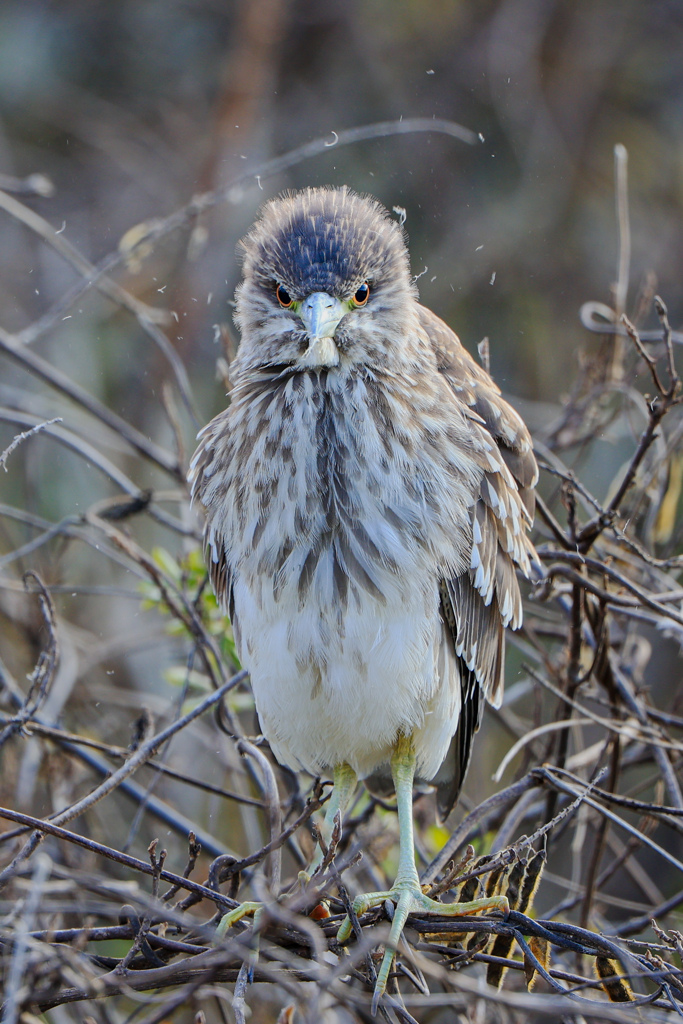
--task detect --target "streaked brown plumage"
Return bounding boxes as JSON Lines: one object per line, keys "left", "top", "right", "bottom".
{"left": 190, "top": 186, "right": 538, "bottom": 1002}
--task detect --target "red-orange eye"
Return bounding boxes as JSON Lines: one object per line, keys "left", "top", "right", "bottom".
{"left": 276, "top": 284, "right": 293, "bottom": 308}
{"left": 352, "top": 282, "right": 370, "bottom": 307}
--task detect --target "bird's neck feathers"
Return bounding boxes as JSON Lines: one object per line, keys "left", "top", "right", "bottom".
{"left": 227, "top": 352, "right": 432, "bottom": 410}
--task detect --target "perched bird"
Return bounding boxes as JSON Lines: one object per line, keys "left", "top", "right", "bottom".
{"left": 189, "top": 186, "right": 538, "bottom": 1005}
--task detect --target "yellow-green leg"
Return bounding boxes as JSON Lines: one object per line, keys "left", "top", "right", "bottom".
{"left": 216, "top": 762, "right": 358, "bottom": 935}
{"left": 337, "top": 735, "right": 509, "bottom": 1011}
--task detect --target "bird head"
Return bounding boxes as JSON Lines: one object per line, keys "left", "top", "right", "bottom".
{"left": 232, "top": 187, "right": 419, "bottom": 379}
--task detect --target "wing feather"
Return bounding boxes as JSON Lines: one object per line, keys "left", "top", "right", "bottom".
{"left": 189, "top": 415, "right": 238, "bottom": 628}
{"left": 419, "top": 306, "right": 538, "bottom": 817}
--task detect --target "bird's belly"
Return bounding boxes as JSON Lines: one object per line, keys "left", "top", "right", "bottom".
{"left": 235, "top": 576, "right": 461, "bottom": 781}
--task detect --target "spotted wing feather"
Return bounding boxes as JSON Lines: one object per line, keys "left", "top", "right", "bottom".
{"left": 419, "top": 306, "right": 538, "bottom": 818}
{"left": 188, "top": 410, "right": 237, "bottom": 627}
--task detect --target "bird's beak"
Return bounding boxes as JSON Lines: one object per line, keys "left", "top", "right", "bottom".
{"left": 297, "top": 292, "right": 345, "bottom": 368}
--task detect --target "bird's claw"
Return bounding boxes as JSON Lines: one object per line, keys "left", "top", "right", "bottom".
{"left": 337, "top": 883, "right": 509, "bottom": 1010}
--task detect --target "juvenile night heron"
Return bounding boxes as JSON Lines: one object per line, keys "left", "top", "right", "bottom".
{"left": 189, "top": 187, "right": 538, "bottom": 1004}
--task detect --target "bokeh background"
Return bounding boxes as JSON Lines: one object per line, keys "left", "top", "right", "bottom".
{"left": 2, "top": 2, "right": 683, "bottom": 1019}
{"left": 2, "top": 0, "right": 683, "bottom": 409}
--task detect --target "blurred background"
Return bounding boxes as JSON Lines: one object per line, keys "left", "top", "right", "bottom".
{"left": 1, "top": 0, "right": 682, "bottom": 407}
{"left": 2, "top": 2, "right": 683, "bottom": 1018}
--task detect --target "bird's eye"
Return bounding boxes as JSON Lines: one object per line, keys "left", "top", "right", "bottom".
{"left": 352, "top": 282, "right": 370, "bottom": 307}
{"left": 276, "top": 284, "right": 293, "bottom": 308}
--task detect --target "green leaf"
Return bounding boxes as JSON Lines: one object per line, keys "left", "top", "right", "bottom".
{"left": 163, "top": 665, "right": 212, "bottom": 693}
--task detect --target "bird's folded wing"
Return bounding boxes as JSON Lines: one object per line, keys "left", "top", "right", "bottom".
{"left": 419, "top": 307, "right": 539, "bottom": 816}
{"left": 188, "top": 412, "right": 237, "bottom": 624}
{"left": 420, "top": 305, "right": 539, "bottom": 707}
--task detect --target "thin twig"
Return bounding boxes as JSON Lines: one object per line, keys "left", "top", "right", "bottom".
{"left": 0, "top": 670, "right": 247, "bottom": 889}
{"left": 0, "top": 416, "right": 62, "bottom": 471}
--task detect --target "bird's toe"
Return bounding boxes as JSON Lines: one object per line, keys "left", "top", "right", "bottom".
{"left": 215, "top": 900, "right": 263, "bottom": 938}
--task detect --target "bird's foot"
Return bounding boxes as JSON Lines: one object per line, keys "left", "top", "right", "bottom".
{"left": 215, "top": 902, "right": 266, "bottom": 983}
{"left": 337, "top": 878, "right": 509, "bottom": 1012}
{"left": 216, "top": 901, "right": 264, "bottom": 938}
{"left": 216, "top": 870, "right": 327, "bottom": 938}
